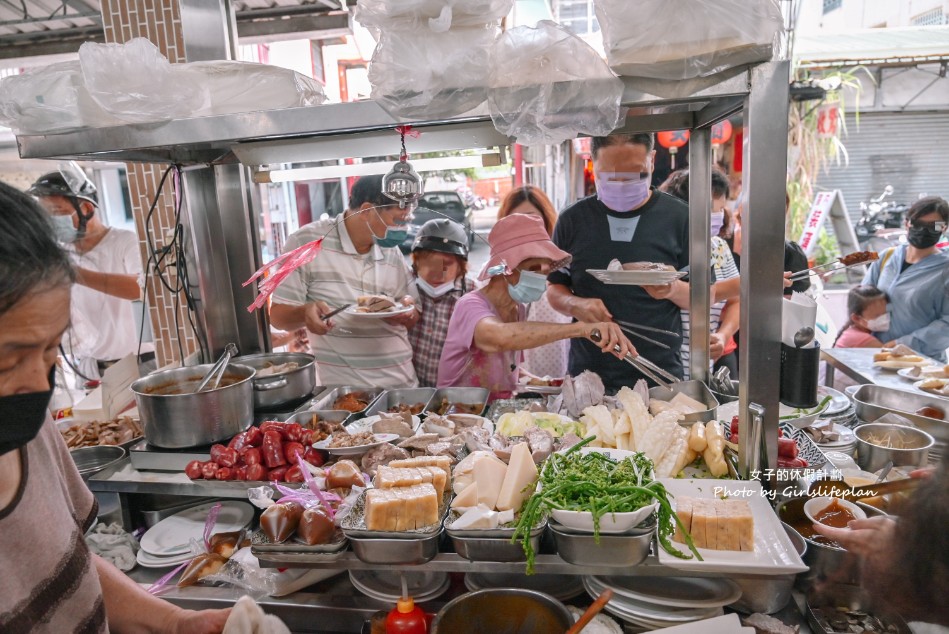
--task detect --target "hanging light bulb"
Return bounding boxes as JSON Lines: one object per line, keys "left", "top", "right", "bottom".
{"left": 383, "top": 126, "right": 423, "bottom": 208}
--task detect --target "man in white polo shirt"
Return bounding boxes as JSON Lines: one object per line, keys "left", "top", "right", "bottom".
{"left": 269, "top": 175, "right": 421, "bottom": 387}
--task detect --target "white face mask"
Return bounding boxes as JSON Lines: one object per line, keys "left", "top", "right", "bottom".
{"left": 417, "top": 278, "right": 456, "bottom": 298}
{"left": 865, "top": 312, "right": 891, "bottom": 333}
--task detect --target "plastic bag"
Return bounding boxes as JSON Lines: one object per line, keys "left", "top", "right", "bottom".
{"left": 593, "top": 0, "right": 784, "bottom": 80}
{"left": 488, "top": 21, "right": 625, "bottom": 146}
{"left": 79, "top": 38, "right": 209, "bottom": 122}
{"left": 0, "top": 61, "right": 123, "bottom": 134}
{"left": 355, "top": 0, "right": 512, "bottom": 32}
{"left": 368, "top": 25, "right": 498, "bottom": 120}
{"left": 191, "top": 61, "right": 326, "bottom": 115}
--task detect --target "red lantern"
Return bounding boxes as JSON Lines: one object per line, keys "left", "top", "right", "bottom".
{"left": 657, "top": 130, "right": 690, "bottom": 169}
{"left": 711, "top": 120, "right": 733, "bottom": 145}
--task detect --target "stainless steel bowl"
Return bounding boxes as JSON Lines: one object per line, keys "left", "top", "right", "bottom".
{"left": 549, "top": 519, "right": 653, "bottom": 567}
{"left": 728, "top": 522, "right": 807, "bottom": 614}
{"left": 854, "top": 422, "right": 934, "bottom": 472}
{"left": 237, "top": 352, "right": 317, "bottom": 409}
{"left": 649, "top": 379, "right": 720, "bottom": 423}
{"left": 71, "top": 445, "right": 126, "bottom": 478}
{"left": 430, "top": 589, "right": 573, "bottom": 634}
{"left": 851, "top": 384, "right": 947, "bottom": 460}
{"left": 347, "top": 531, "right": 441, "bottom": 565}
{"left": 131, "top": 363, "right": 255, "bottom": 448}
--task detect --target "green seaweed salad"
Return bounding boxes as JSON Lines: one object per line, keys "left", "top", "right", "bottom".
{"left": 512, "top": 436, "right": 702, "bottom": 573}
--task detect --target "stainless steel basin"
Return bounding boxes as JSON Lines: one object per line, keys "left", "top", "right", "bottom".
{"left": 852, "top": 384, "right": 948, "bottom": 460}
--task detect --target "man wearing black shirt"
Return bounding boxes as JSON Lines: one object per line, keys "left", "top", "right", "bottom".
{"left": 548, "top": 133, "right": 689, "bottom": 390}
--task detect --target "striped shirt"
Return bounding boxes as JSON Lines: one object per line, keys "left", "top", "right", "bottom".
{"left": 681, "top": 237, "right": 740, "bottom": 379}
{"left": 273, "top": 217, "right": 419, "bottom": 387}
{"left": 408, "top": 277, "right": 472, "bottom": 387}
{"left": 0, "top": 422, "right": 106, "bottom": 633}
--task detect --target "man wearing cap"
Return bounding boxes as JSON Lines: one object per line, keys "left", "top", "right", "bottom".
{"left": 28, "top": 171, "right": 144, "bottom": 379}
{"left": 407, "top": 218, "right": 473, "bottom": 387}
{"left": 437, "top": 214, "right": 634, "bottom": 399}
{"left": 270, "top": 175, "right": 421, "bottom": 388}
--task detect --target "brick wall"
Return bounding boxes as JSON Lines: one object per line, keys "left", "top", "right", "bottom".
{"left": 99, "top": 0, "right": 198, "bottom": 366}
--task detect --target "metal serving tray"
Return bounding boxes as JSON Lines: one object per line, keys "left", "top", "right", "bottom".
{"left": 648, "top": 379, "right": 720, "bottom": 423}
{"left": 250, "top": 528, "right": 349, "bottom": 557}
{"left": 347, "top": 530, "right": 442, "bottom": 565}
{"left": 852, "top": 384, "right": 948, "bottom": 459}
{"left": 340, "top": 491, "right": 447, "bottom": 539}
{"left": 484, "top": 397, "right": 546, "bottom": 421}
{"left": 445, "top": 512, "right": 546, "bottom": 563}
{"left": 548, "top": 518, "right": 653, "bottom": 568}
{"left": 425, "top": 387, "right": 490, "bottom": 417}
{"left": 364, "top": 388, "right": 436, "bottom": 418}
{"left": 308, "top": 386, "right": 384, "bottom": 417}
{"left": 283, "top": 410, "right": 351, "bottom": 429}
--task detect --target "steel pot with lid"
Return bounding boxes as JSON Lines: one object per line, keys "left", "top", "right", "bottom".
{"left": 131, "top": 363, "right": 255, "bottom": 448}
{"left": 236, "top": 352, "right": 317, "bottom": 409}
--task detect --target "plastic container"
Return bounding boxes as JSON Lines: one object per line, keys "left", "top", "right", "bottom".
{"left": 780, "top": 343, "right": 820, "bottom": 408}
{"left": 385, "top": 597, "right": 427, "bottom": 634}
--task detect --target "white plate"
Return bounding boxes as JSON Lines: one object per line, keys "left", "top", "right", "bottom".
{"left": 719, "top": 400, "right": 829, "bottom": 429}
{"left": 139, "top": 501, "right": 254, "bottom": 557}
{"left": 811, "top": 423, "right": 857, "bottom": 448}
{"left": 913, "top": 378, "right": 949, "bottom": 396}
{"left": 601, "top": 603, "right": 725, "bottom": 629}
{"left": 465, "top": 572, "right": 585, "bottom": 601}
{"left": 587, "top": 575, "right": 742, "bottom": 609}
{"left": 589, "top": 269, "right": 687, "bottom": 286}
{"left": 897, "top": 367, "right": 926, "bottom": 381}
{"left": 873, "top": 359, "right": 932, "bottom": 370}
{"left": 583, "top": 578, "right": 726, "bottom": 621}
{"left": 135, "top": 548, "right": 196, "bottom": 568}
{"left": 817, "top": 385, "right": 850, "bottom": 415}
{"left": 312, "top": 433, "right": 399, "bottom": 455}
{"left": 345, "top": 414, "right": 421, "bottom": 435}
{"left": 657, "top": 478, "right": 809, "bottom": 575}
{"left": 649, "top": 614, "right": 751, "bottom": 634}
{"left": 349, "top": 570, "right": 449, "bottom": 602}
{"left": 343, "top": 304, "right": 414, "bottom": 319}
{"left": 552, "top": 503, "right": 657, "bottom": 534}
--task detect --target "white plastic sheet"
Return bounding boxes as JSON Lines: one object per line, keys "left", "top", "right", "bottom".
{"left": 355, "top": 0, "right": 513, "bottom": 32}
{"left": 488, "top": 21, "right": 625, "bottom": 146}
{"left": 368, "top": 25, "right": 498, "bottom": 120}
{"left": 594, "top": 0, "right": 784, "bottom": 80}
{"left": 0, "top": 62, "right": 123, "bottom": 134}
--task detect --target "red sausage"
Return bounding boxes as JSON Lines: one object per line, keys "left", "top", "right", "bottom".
{"left": 185, "top": 460, "right": 204, "bottom": 480}
{"left": 778, "top": 437, "right": 798, "bottom": 460}
{"left": 302, "top": 448, "right": 324, "bottom": 468}
{"left": 235, "top": 465, "right": 249, "bottom": 481}
{"left": 268, "top": 466, "right": 289, "bottom": 482}
{"left": 217, "top": 447, "right": 239, "bottom": 468}
{"left": 201, "top": 461, "right": 219, "bottom": 479}
{"left": 284, "top": 465, "right": 305, "bottom": 483}
{"left": 209, "top": 444, "right": 228, "bottom": 464}
{"left": 285, "top": 423, "right": 304, "bottom": 443}
{"left": 262, "top": 430, "right": 287, "bottom": 468}
{"left": 215, "top": 467, "right": 234, "bottom": 481}
{"left": 245, "top": 463, "right": 267, "bottom": 481}
{"left": 284, "top": 442, "right": 305, "bottom": 464}
{"left": 243, "top": 427, "right": 264, "bottom": 447}
{"left": 240, "top": 446, "right": 262, "bottom": 466}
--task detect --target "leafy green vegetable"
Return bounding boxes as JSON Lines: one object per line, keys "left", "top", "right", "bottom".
{"left": 511, "top": 436, "right": 702, "bottom": 573}
{"left": 779, "top": 395, "right": 832, "bottom": 420}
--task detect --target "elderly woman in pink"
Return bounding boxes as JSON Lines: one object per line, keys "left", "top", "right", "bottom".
{"left": 437, "top": 214, "right": 635, "bottom": 398}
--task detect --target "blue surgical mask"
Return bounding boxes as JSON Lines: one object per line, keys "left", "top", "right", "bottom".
{"left": 507, "top": 270, "right": 547, "bottom": 304}
{"left": 370, "top": 208, "right": 410, "bottom": 248}
{"left": 51, "top": 214, "right": 80, "bottom": 243}
{"left": 595, "top": 172, "right": 650, "bottom": 212}
{"left": 710, "top": 211, "right": 725, "bottom": 237}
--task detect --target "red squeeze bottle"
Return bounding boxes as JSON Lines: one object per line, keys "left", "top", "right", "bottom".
{"left": 385, "top": 596, "right": 427, "bottom": 634}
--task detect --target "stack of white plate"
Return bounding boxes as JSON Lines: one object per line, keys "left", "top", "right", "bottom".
{"left": 135, "top": 501, "right": 254, "bottom": 568}
{"left": 349, "top": 570, "right": 449, "bottom": 602}
{"left": 465, "top": 572, "right": 585, "bottom": 601}
{"left": 812, "top": 422, "right": 858, "bottom": 456}
{"left": 583, "top": 576, "right": 741, "bottom": 630}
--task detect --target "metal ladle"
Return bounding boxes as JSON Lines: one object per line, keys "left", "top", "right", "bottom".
{"left": 793, "top": 326, "right": 815, "bottom": 348}
{"left": 193, "top": 343, "right": 238, "bottom": 393}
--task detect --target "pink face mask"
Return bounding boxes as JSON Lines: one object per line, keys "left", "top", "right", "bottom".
{"left": 595, "top": 172, "right": 650, "bottom": 212}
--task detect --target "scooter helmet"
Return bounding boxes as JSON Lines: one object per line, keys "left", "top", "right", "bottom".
{"left": 411, "top": 218, "right": 469, "bottom": 259}
{"left": 28, "top": 171, "right": 98, "bottom": 206}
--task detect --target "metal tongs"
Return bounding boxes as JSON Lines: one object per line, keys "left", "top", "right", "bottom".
{"left": 787, "top": 252, "right": 878, "bottom": 282}
{"left": 589, "top": 328, "right": 678, "bottom": 388}
{"left": 194, "top": 343, "right": 238, "bottom": 393}
{"left": 613, "top": 319, "right": 679, "bottom": 350}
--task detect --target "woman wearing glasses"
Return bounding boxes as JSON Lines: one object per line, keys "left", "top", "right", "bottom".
{"left": 862, "top": 196, "right": 949, "bottom": 361}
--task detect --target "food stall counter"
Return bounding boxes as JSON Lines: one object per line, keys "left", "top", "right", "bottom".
{"left": 821, "top": 347, "right": 940, "bottom": 394}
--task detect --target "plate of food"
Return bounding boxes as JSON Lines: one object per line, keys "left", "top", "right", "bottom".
{"left": 872, "top": 344, "right": 932, "bottom": 370}
{"left": 658, "top": 477, "right": 809, "bottom": 575}
{"left": 914, "top": 378, "right": 949, "bottom": 396}
{"left": 899, "top": 365, "right": 949, "bottom": 381}
{"left": 345, "top": 295, "right": 414, "bottom": 318}
{"left": 312, "top": 432, "right": 399, "bottom": 455}
{"left": 346, "top": 413, "right": 421, "bottom": 437}
{"left": 588, "top": 261, "right": 687, "bottom": 286}
{"left": 516, "top": 375, "right": 564, "bottom": 395}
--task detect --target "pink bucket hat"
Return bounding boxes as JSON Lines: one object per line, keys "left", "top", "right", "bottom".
{"left": 478, "top": 214, "right": 572, "bottom": 281}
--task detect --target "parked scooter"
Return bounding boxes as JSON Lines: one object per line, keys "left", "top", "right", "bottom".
{"left": 855, "top": 185, "right": 908, "bottom": 249}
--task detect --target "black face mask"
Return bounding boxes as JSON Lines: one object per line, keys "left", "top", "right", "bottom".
{"left": 0, "top": 368, "right": 55, "bottom": 456}
{"left": 907, "top": 225, "right": 943, "bottom": 249}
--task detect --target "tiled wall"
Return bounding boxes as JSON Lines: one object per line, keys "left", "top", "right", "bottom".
{"left": 100, "top": 0, "right": 198, "bottom": 366}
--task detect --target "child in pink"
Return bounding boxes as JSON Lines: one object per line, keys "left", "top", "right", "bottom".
{"left": 834, "top": 285, "right": 889, "bottom": 348}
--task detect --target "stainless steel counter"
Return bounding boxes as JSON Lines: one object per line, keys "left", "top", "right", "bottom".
{"left": 821, "top": 347, "right": 937, "bottom": 394}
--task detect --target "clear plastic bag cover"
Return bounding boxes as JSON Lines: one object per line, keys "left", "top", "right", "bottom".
{"left": 0, "top": 61, "right": 124, "bottom": 134}
{"left": 594, "top": 0, "right": 783, "bottom": 80}
{"left": 355, "top": 0, "right": 513, "bottom": 32}
{"left": 190, "top": 61, "right": 326, "bottom": 114}
{"left": 488, "top": 21, "right": 625, "bottom": 146}
{"left": 79, "top": 38, "right": 210, "bottom": 122}
{"left": 369, "top": 25, "right": 498, "bottom": 120}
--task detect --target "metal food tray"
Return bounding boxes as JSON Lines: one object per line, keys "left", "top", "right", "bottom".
{"left": 724, "top": 422, "right": 826, "bottom": 471}
{"left": 347, "top": 530, "right": 442, "bottom": 566}
{"left": 340, "top": 490, "right": 448, "bottom": 539}
{"left": 364, "top": 388, "right": 437, "bottom": 418}
{"left": 445, "top": 511, "right": 546, "bottom": 563}
{"left": 548, "top": 517, "right": 654, "bottom": 568}
{"left": 250, "top": 528, "right": 348, "bottom": 555}
{"left": 852, "top": 384, "right": 948, "bottom": 458}
{"left": 284, "top": 409, "right": 351, "bottom": 429}
{"left": 648, "top": 379, "right": 720, "bottom": 423}
{"left": 424, "top": 387, "right": 490, "bottom": 417}
{"left": 485, "top": 397, "right": 546, "bottom": 422}
{"left": 308, "top": 386, "right": 384, "bottom": 417}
